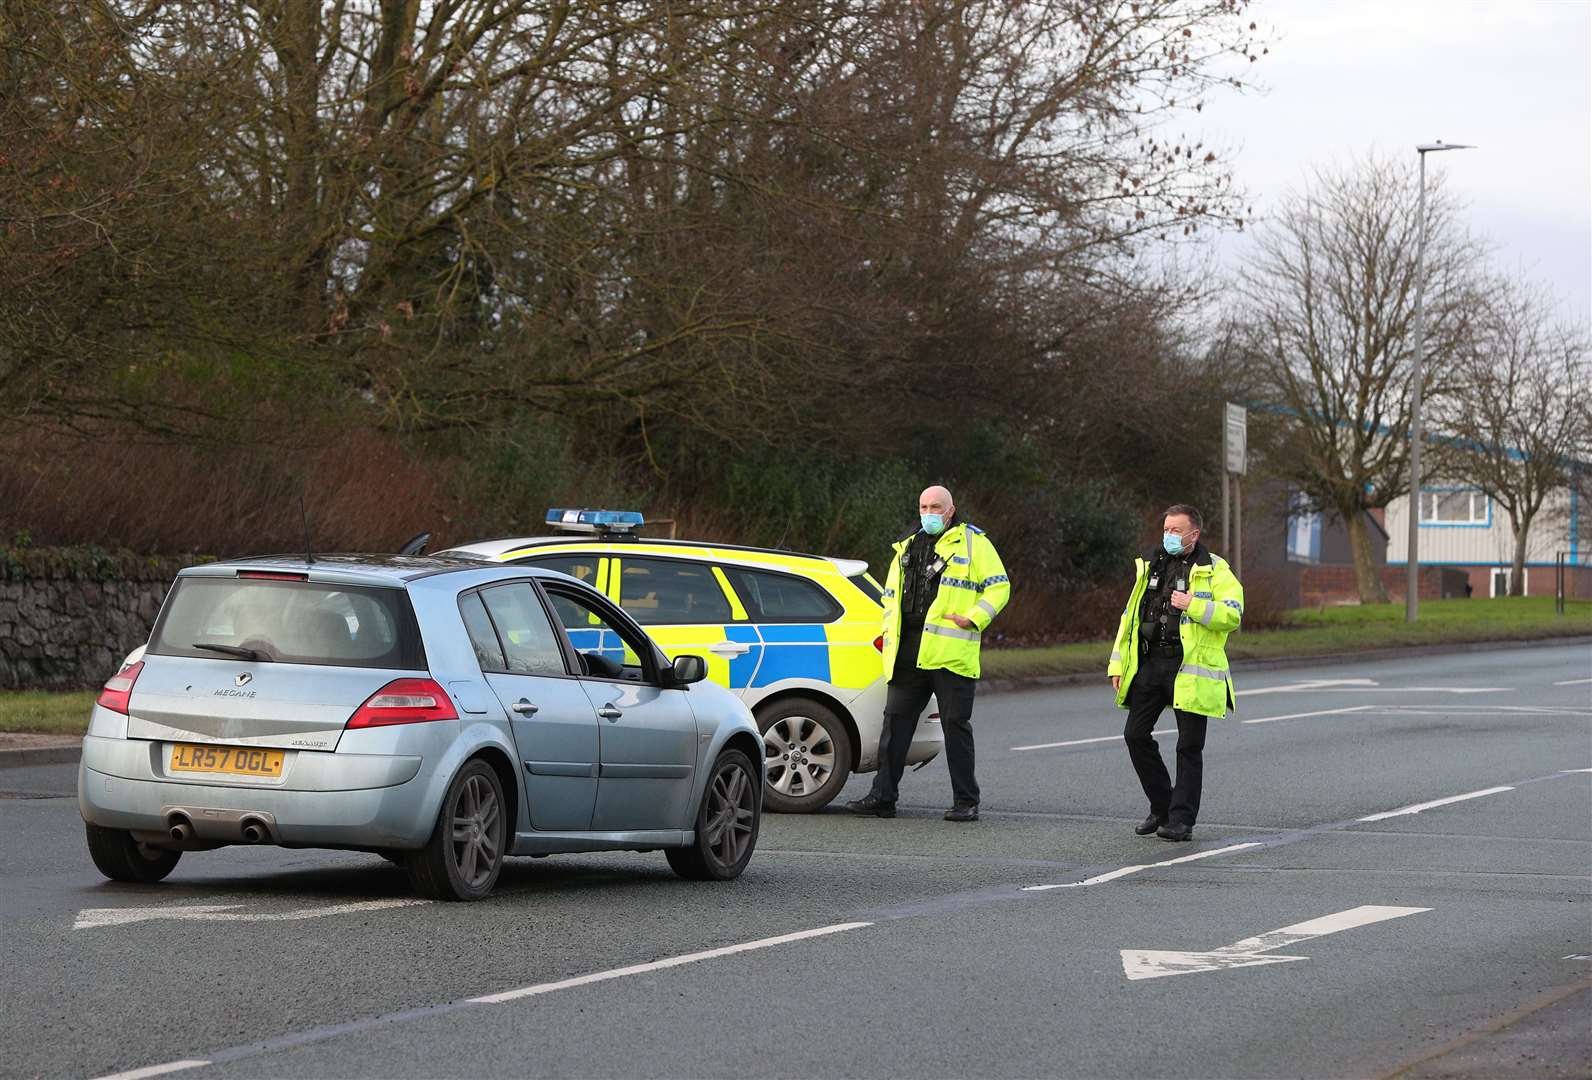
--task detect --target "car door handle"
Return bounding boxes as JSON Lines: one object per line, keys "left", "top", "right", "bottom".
{"left": 709, "top": 642, "right": 750, "bottom": 656}
{"left": 511, "top": 700, "right": 539, "bottom": 716}
{"left": 597, "top": 705, "right": 623, "bottom": 721}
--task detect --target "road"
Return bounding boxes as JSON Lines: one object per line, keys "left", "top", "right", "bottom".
{"left": 3, "top": 642, "right": 1589, "bottom": 1079}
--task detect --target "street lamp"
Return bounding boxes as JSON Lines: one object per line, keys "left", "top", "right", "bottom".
{"left": 1406, "top": 140, "right": 1475, "bottom": 623}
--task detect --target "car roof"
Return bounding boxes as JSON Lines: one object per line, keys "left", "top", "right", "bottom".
{"left": 178, "top": 553, "right": 519, "bottom": 588}
{"left": 438, "top": 536, "right": 870, "bottom": 578}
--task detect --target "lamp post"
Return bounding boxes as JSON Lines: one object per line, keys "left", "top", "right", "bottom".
{"left": 1406, "top": 140, "right": 1474, "bottom": 623}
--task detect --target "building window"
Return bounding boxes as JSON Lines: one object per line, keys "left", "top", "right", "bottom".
{"left": 1286, "top": 492, "right": 1322, "bottom": 564}
{"left": 1419, "top": 488, "right": 1489, "bottom": 525}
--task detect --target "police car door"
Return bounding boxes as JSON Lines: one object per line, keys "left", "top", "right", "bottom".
{"left": 612, "top": 555, "right": 763, "bottom": 702}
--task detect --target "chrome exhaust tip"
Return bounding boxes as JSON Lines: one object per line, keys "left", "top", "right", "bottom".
{"left": 239, "top": 818, "right": 270, "bottom": 844}
{"left": 167, "top": 815, "right": 195, "bottom": 843}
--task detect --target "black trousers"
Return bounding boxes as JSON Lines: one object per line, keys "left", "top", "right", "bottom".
{"left": 869, "top": 625, "right": 980, "bottom": 807}
{"left": 1123, "top": 653, "right": 1208, "bottom": 827}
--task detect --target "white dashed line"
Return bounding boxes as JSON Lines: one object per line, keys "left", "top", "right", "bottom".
{"left": 1357, "top": 786, "right": 1515, "bottom": 823}
{"left": 469, "top": 922, "right": 873, "bottom": 1004}
{"left": 94, "top": 1060, "right": 210, "bottom": 1080}
{"left": 1553, "top": 678, "right": 1592, "bottom": 686}
{"left": 1241, "top": 706, "right": 1375, "bottom": 726}
{"left": 1012, "top": 730, "right": 1168, "bottom": 751}
{"left": 1022, "top": 842, "right": 1263, "bottom": 892}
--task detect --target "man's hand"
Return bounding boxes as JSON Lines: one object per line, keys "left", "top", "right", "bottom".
{"left": 1170, "top": 590, "right": 1193, "bottom": 611}
{"left": 1110, "top": 675, "right": 1121, "bottom": 692}
{"left": 949, "top": 614, "right": 976, "bottom": 630}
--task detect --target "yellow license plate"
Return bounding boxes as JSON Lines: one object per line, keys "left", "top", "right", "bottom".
{"left": 169, "top": 743, "right": 285, "bottom": 778}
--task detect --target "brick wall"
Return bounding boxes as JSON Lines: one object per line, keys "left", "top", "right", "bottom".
{"left": 1299, "top": 564, "right": 1468, "bottom": 607}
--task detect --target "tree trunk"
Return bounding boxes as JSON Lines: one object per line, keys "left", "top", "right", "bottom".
{"left": 1346, "top": 510, "right": 1389, "bottom": 604}
{"left": 1509, "top": 510, "right": 1532, "bottom": 597}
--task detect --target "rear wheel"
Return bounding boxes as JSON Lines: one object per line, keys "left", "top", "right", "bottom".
{"left": 406, "top": 760, "right": 506, "bottom": 901}
{"left": 757, "top": 699, "right": 852, "bottom": 813}
{"left": 85, "top": 822, "right": 181, "bottom": 884}
{"left": 666, "top": 749, "right": 760, "bottom": 881}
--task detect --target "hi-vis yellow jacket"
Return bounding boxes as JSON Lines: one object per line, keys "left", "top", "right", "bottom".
{"left": 881, "top": 522, "right": 1010, "bottom": 680}
{"left": 1107, "top": 544, "right": 1244, "bottom": 718}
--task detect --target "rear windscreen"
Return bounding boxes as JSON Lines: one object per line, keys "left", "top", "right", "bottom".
{"left": 148, "top": 577, "right": 425, "bottom": 669}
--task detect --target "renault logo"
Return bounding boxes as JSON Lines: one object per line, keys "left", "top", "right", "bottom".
{"left": 234, "top": 672, "right": 253, "bottom": 687}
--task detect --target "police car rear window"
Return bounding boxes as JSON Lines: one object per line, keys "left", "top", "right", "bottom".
{"left": 619, "top": 558, "right": 733, "bottom": 625}
{"left": 148, "top": 577, "right": 424, "bottom": 669}
{"left": 724, "top": 568, "right": 841, "bottom": 623}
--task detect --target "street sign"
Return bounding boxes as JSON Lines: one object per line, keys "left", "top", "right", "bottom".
{"left": 1224, "top": 402, "right": 1248, "bottom": 475}
{"left": 1120, "top": 904, "right": 1430, "bottom": 981}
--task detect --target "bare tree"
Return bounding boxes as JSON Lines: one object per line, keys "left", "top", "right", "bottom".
{"left": 1436, "top": 276, "right": 1590, "bottom": 595}
{"left": 1239, "top": 153, "right": 1482, "bottom": 603}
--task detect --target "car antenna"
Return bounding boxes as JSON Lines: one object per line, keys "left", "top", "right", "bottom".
{"left": 300, "top": 494, "right": 314, "bottom": 565}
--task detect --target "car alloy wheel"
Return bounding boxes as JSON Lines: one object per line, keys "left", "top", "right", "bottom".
{"left": 666, "top": 749, "right": 760, "bottom": 881}
{"left": 757, "top": 700, "right": 853, "bottom": 813}
{"left": 407, "top": 759, "right": 507, "bottom": 901}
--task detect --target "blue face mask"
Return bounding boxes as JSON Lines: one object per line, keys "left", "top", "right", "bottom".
{"left": 1162, "top": 532, "right": 1191, "bottom": 556}
{"left": 921, "top": 513, "right": 947, "bottom": 536}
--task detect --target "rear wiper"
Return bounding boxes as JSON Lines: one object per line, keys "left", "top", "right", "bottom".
{"left": 192, "top": 642, "right": 261, "bottom": 660}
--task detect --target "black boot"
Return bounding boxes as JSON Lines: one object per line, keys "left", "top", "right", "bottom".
{"left": 845, "top": 794, "right": 896, "bottom": 818}
{"left": 1135, "top": 814, "right": 1167, "bottom": 836}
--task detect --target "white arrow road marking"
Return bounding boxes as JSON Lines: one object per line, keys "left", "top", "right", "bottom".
{"left": 74, "top": 898, "right": 427, "bottom": 930}
{"left": 1121, "top": 904, "right": 1431, "bottom": 981}
{"left": 1356, "top": 786, "right": 1514, "bottom": 823}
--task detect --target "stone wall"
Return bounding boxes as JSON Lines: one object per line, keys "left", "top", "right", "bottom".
{"left": 0, "top": 548, "right": 204, "bottom": 690}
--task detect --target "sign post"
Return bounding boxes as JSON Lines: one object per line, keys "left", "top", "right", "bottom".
{"left": 1223, "top": 404, "right": 1247, "bottom": 579}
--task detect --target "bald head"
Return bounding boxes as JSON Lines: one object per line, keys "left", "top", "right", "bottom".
{"left": 919, "top": 486, "right": 954, "bottom": 516}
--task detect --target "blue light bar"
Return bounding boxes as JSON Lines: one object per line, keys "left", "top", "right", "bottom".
{"left": 546, "top": 508, "right": 645, "bottom": 534}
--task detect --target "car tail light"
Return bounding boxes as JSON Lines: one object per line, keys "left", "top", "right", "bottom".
{"left": 873, "top": 636, "right": 884, "bottom": 653}
{"left": 96, "top": 661, "right": 144, "bottom": 715}
{"left": 238, "top": 570, "right": 309, "bottom": 581}
{"left": 347, "top": 678, "right": 459, "bottom": 728}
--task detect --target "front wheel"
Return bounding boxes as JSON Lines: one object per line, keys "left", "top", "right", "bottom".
{"left": 757, "top": 700, "right": 853, "bottom": 813}
{"left": 666, "top": 749, "right": 760, "bottom": 881}
{"left": 406, "top": 760, "right": 507, "bottom": 901}
{"left": 85, "top": 822, "right": 181, "bottom": 883}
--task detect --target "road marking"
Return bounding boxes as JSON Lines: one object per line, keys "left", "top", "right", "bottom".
{"left": 1357, "top": 786, "right": 1514, "bottom": 823}
{"left": 1563, "top": 769, "right": 1592, "bottom": 774}
{"left": 94, "top": 1061, "right": 210, "bottom": 1080}
{"left": 470, "top": 922, "right": 872, "bottom": 1004}
{"left": 1022, "top": 842, "right": 1262, "bottom": 892}
{"left": 1121, "top": 904, "right": 1430, "bottom": 980}
{"left": 1011, "top": 730, "right": 1168, "bottom": 752}
{"left": 1553, "top": 678, "right": 1592, "bottom": 686}
{"left": 1241, "top": 705, "right": 1375, "bottom": 726}
{"left": 74, "top": 898, "right": 427, "bottom": 930}
{"left": 1239, "top": 678, "right": 1378, "bottom": 696}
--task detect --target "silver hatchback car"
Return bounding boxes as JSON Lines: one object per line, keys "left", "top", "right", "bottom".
{"left": 79, "top": 555, "right": 764, "bottom": 900}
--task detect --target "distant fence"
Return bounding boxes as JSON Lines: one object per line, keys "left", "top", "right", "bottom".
{"left": 0, "top": 547, "right": 199, "bottom": 691}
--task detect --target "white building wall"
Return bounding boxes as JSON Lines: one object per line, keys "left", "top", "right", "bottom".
{"left": 1386, "top": 487, "right": 1578, "bottom": 566}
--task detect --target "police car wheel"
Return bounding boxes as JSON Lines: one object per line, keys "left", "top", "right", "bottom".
{"left": 757, "top": 700, "right": 853, "bottom": 814}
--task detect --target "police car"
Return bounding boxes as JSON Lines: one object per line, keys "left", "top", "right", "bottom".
{"left": 439, "top": 511, "right": 943, "bottom": 812}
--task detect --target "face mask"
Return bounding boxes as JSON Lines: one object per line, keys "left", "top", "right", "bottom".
{"left": 921, "top": 513, "right": 946, "bottom": 536}
{"left": 1162, "top": 532, "right": 1191, "bottom": 556}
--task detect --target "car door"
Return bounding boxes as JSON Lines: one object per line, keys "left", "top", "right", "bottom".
{"left": 463, "top": 584, "right": 600, "bottom": 832}
{"left": 540, "top": 580, "right": 700, "bottom": 833}
{"left": 612, "top": 555, "right": 763, "bottom": 700}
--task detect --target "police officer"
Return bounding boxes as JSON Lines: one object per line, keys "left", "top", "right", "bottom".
{"left": 847, "top": 485, "right": 1010, "bottom": 822}
{"left": 1107, "top": 504, "right": 1243, "bottom": 841}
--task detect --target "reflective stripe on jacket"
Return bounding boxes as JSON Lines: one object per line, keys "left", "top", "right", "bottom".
{"left": 1106, "top": 545, "right": 1244, "bottom": 718}
{"left": 881, "top": 522, "right": 1010, "bottom": 680}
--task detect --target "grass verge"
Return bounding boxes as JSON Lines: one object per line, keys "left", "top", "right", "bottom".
{"left": 982, "top": 597, "right": 1592, "bottom": 680}
{"left": 0, "top": 691, "right": 96, "bottom": 736}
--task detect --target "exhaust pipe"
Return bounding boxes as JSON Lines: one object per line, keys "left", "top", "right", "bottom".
{"left": 239, "top": 818, "right": 270, "bottom": 844}
{"left": 167, "top": 814, "right": 195, "bottom": 843}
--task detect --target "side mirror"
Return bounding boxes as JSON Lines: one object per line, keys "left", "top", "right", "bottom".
{"left": 670, "top": 654, "right": 708, "bottom": 686}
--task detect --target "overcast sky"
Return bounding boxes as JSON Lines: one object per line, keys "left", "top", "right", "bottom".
{"left": 1198, "top": 0, "right": 1591, "bottom": 320}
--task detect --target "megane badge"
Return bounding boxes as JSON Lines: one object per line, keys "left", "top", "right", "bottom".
{"left": 234, "top": 672, "right": 253, "bottom": 687}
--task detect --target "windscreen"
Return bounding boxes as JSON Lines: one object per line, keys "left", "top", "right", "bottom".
{"left": 147, "top": 576, "right": 425, "bottom": 670}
